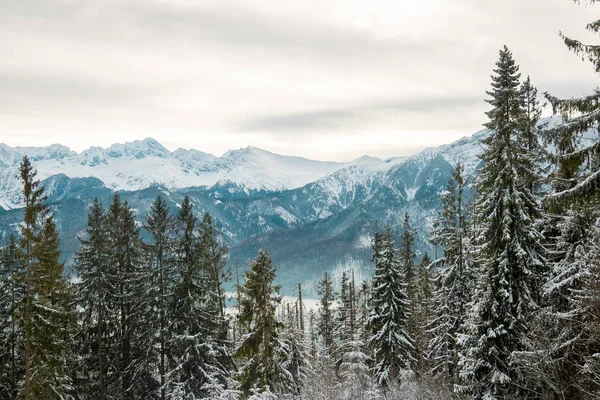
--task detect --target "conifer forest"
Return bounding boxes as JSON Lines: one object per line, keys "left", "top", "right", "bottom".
{"left": 3, "top": 1, "right": 600, "bottom": 399}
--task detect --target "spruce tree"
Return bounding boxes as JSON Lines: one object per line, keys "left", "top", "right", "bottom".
{"left": 414, "top": 253, "right": 434, "bottom": 378}
{"left": 196, "top": 211, "right": 235, "bottom": 397}
{"left": 105, "top": 195, "right": 157, "bottom": 398}
{"left": 18, "top": 155, "right": 46, "bottom": 399}
{"left": 428, "top": 163, "right": 473, "bottom": 383}
{"left": 235, "top": 249, "right": 292, "bottom": 398}
{"left": 460, "top": 46, "right": 545, "bottom": 398}
{"left": 316, "top": 271, "right": 336, "bottom": 354}
{"left": 399, "top": 213, "right": 417, "bottom": 306}
{"left": 145, "top": 196, "right": 175, "bottom": 400}
{"left": 543, "top": 0, "right": 600, "bottom": 210}
{"left": 519, "top": 76, "right": 544, "bottom": 194}
{"left": 368, "top": 226, "right": 414, "bottom": 389}
{"left": 74, "top": 198, "right": 115, "bottom": 399}
{"left": 17, "top": 156, "right": 76, "bottom": 399}
{"left": 28, "top": 213, "right": 75, "bottom": 399}
{"left": 281, "top": 301, "right": 310, "bottom": 397}
{"left": 533, "top": 7, "right": 600, "bottom": 393}
{"left": 398, "top": 213, "right": 418, "bottom": 368}
{"left": 0, "top": 235, "right": 22, "bottom": 400}
{"left": 525, "top": 209, "right": 600, "bottom": 398}
{"left": 168, "top": 196, "right": 231, "bottom": 398}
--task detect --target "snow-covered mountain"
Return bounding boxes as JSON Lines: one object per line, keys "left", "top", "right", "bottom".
{"left": 0, "top": 139, "right": 375, "bottom": 210}
{"left": 0, "top": 117, "right": 569, "bottom": 294}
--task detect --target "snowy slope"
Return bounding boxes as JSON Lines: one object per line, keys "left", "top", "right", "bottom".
{"left": 0, "top": 139, "right": 353, "bottom": 209}
{"left": 0, "top": 116, "right": 569, "bottom": 211}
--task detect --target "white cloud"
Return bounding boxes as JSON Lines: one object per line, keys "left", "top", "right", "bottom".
{"left": 0, "top": 0, "right": 597, "bottom": 160}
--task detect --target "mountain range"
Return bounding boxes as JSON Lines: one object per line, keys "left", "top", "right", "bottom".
{"left": 0, "top": 117, "right": 563, "bottom": 295}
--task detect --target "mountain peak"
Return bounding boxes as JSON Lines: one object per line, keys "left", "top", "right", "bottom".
{"left": 104, "top": 137, "right": 170, "bottom": 160}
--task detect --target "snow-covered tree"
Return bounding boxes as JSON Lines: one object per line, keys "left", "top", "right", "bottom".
{"left": 168, "top": 197, "right": 236, "bottom": 399}
{"left": 145, "top": 196, "right": 176, "bottom": 400}
{"left": 0, "top": 235, "right": 23, "bottom": 400}
{"left": 281, "top": 302, "right": 310, "bottom": 398}
{"left": 519, "top": 76, "right": 544, "bottom": 194}
{"left": 74, "top": 198, "right": 116, "bottom": 399}
{"left": 428, "top": 163, "right": 473, "bottom": 384}
{"left": 17, "top": 156, "right": 75, "bottom": 400}
{"left": 460, "top": 46, "right": 545, "bottom": 398}
{"left": 28, "top": 212, "right": 76, "bottom": 400}
{"left": 516, "top": 209, "right": 600, "bottom": 398}
{"left": 316, "top": 271, "right": 336, "bottom": 354}
{"left": 368, "top": 226, "right": 415, "bottom": 390}
{"left": 104, "top": 195, "right": 157, "bottom": 399}
{"left": 414, "top": 253, "right": 434, "bottom": 378}
{"left": 337, "top": 330, "right": 374, "bottom": 400}
{"left": 543, "top": 0, "right": 600, "bottom": 211}
{"left": 236, "top": 249, "right": 292, "bottom": 398}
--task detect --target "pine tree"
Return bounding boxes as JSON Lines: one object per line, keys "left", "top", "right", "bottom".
{"left": 530, "top": 8, "right": 600, "bottom": 394}
{"left": 198, "top": 212, "right": 230, "bottom": 321}
{"left": 460, "top": 46, "right": 545, "bottom": 398}
{"left": 337, "top": 329, "right": 374, "bottom": 400}
{"left": 17, "top": 156, "right": 76, "bottom": 399}
{"left": 166, "top": 197, "right": 236, "bottom": 398}
{"left": 368, "top": 226, "right": 414, "bottom": 389}
{"left": 427, "top": 259, "right": 454, "bottom": 381}
{"left": 197, "top": 211, "right": 235, "bottom": 398}
{"left": 428, "top": 163, "right": 473, "bottom": 383}
{"left": 316, "top": 271, "right": 336, "bottom": 354}
{"left": 414, "top": 253, "right": 434, "bottom": 378}
{"left": 0, "top": 235, "right": 23, "bottom": 400}
{"left": 518, "top": 209, "right": 600, "bottom": 398}
{"left": 105, "top": 195, "right": 157, "bottom": 399}
{"left": 399, "top": 213, "right": 417, "bottom": 306}
{"left": 145, "top": 196, "right": 175, "bottom": 400}
{"left": 333, "top": 270, "right": 353, "bottom": 370}
{"left": 519, "top": 76, "right": 544, "bottom": 194}
{"left": 74, "top": 198, "right": 115, "bottom": 399}
{"left": 543, "top": 0, "right": 600, "bottom": 210}
{"left": 281, "top": 301, "right": 310, "bottom": 397}
{"left": 18, "top": 156, "right": 46, "bottom": 399}
{"left": 235, "top": 249, "right": 292, "bottom": 398}
{"left": 398, "top": 213, "right": 418, "bottom": 368}
{"left": 28, "top": 213, "right": 75, "bottom": 399}
{"left": 337, "top": 271, "right": 351, "bottom": 341}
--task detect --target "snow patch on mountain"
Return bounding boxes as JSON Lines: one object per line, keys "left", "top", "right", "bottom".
{"left": 0, "top": 141, "right": 361, "bottom": 207}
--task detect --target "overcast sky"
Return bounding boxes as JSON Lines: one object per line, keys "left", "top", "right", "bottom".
{"left": 0, "top": 0, "right": 598, "bottom": 161}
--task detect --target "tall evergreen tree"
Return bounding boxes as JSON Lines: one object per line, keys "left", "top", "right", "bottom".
{"left": 399, "top": 213, "right": 417, "bottom": 306}
{"left": 368, "top": 226, "right": 414, "bottom": 389}
{"left": 543, "top": 0, "right": 600, "bottom": 210}
{"left": 281, "top": 301, "right": 310, "bottom": 397}
{"left": 18, "top": 156, "right": 75, "bottom": 399}
{"left": 145, "top": 196, "right": 175, "bottom": 400}
{"left": 414, "top": 253, "right": 434, "bottom": 378}
{"left": 235, "top": 249, "right": 292, "bottom": 398}
{"left": 18, "top": 156, "right": 46, "bottom": 399}
{"left": 105, "top": 195, "right": 157, "bottom": 399}
{"left": 166, "top": 197, "right": 230, "bottom": 398}
{"left": 28, "top": 213, "right": 75, "bottom": 399}
{"left": 519, "top": 76, "right": 544, "bottom": 194}
{"left": 316, "top": 271, "right": 336, "bottom": 354}
{"left": 0, "top": 235, "right": 22, "bottom": 400}
{"left": 196, "top": 211, "right": 235, "bottom": 398}
{"left": 522, "top": 209, "right": 600, "bottom": 398}
{"left": 398, "top": 213, "right": 418, "bottom": 368}
{"left": 74, "top": 199, "right": 115, "bottom": 399}
{"left": 533, "top": 7, "right": 600, "bottom": 393}
{"left": 460, "top": 47, "right": 545, "bottom": 398}
{"left": 428, "top": 163, "right": 473, "bottom": 383}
